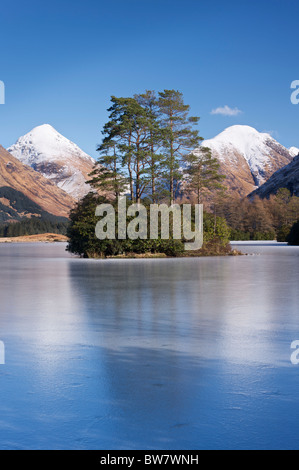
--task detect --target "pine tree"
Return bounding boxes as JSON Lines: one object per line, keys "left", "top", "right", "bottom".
{"left": 90, "top": 96, "right": 157, "bottom": 203}
{"left": 134, "top": 90, "right": 166, "bottom": 202}
{"left": 88, "top": 139, "right": 127, "bottom": 199}
{"left": 184, "top": 146, "right": 226, "bottom": 204}
{"left": 157, "top": 90, "right": 202, "bottom": 204}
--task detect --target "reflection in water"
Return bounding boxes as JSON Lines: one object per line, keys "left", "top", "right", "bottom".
{"left": 0, "top": 243, "right": 299, "bottom": 449}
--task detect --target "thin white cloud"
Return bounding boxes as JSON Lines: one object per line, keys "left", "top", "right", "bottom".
{"left": 211, "top": 105, "right": 243, "bottom": 117}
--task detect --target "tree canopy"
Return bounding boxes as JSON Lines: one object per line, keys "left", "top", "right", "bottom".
{"left": 89, "top": 89, "right": 219, "bottom": 204}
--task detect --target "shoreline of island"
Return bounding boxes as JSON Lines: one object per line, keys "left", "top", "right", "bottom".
{"left": 0, "top": 233, "right": 69, "bottom": 243}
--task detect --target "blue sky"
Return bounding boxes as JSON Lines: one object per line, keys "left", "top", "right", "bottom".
{"left": 0, "top": 0, "right": 298, "bottom": 158}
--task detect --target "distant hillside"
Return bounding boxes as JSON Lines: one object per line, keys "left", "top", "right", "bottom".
{"left": 0, "top": 186, "right": 69, "bottom": 237}
{"left": 0, "top": 186, "right": 68, "bottom": 224}
{"left": 0, "top": 144, "right": 74, "bottom": 218}
{"left": 250, "top": 155, "right": 299, "bottom": 199}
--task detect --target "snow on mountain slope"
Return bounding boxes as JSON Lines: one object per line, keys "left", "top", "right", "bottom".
{"left": 289, "top": 147, "right": 299, "bottom": 157}
{"left": 250, "top": 154, "right": 299, "bottom": 198}
{"left": 199, "top": 125, "right": 294, "bottom": 196}
{"left": 7, "top": 125, "right": 95, "bottom": 200}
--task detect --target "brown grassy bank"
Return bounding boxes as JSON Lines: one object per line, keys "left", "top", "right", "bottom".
{"left": 0, "top": 233, "right": 68, "bottom": 243}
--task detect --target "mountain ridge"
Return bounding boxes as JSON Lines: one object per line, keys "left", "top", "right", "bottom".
{"left": 250, "top": 154, "right": 299, "bottom": 199}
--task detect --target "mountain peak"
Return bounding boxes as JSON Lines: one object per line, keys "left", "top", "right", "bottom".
{"left": 32, "top": 123, "right": 56, "bottom": 130}
{"left": 216, "top": 124, "right": 262, "bottom": 135}
{"left": 199, "top": 125, "right": 294, "bottom": 196}
{"left": 7, "top": 125, "right": 95, "bottom": 200}
{"left": 204, "top": 125, "right": 273, "bottom": 153}
{"left": 11, "top": 124, "right": 84, "bottom": 156}
{"left": 30, "top": 123, "right": 57, "bottom": 133}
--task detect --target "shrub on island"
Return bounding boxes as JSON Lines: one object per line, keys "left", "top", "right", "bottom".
{"left": 67, "top": 193, "right": 231, "bottom": 258}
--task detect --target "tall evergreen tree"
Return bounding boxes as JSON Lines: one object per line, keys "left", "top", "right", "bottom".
{"left": 184, "top": 146, "right": 226, "bottom": 204}
{"left": 90, "top": 96, "right": 156, "bottom": 203}
{"left": 88, "top": 139, "right": 127, "bottom": 199}
{"left": 134, "top": 90, "right": 166, "bottom": 202}
{"left": 157, "top": 90, "right": 202, "bottom": 204}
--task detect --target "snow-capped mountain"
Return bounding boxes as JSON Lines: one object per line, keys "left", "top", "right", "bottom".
{"left": 198, "top": 125, "right": 294, "bottom": 197}
{"left": 7, "top": 124, "right": 95, "bottom": 200}
{"left": 289, "top": 147, "right": 299, "bottom": 157}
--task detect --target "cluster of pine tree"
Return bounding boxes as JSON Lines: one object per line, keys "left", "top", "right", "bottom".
{"left": 66, "top": 89, "right": 299, "bottom": 255}
{"left": 67, "top": 90, "right": 231, "bottom": 258}
{"left": 0, "top": 218, "right": 69, "bottom": 238}
{"left": 88, "top": 90, "right": 225, "bottom": 204}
